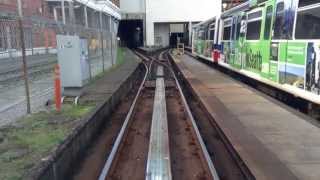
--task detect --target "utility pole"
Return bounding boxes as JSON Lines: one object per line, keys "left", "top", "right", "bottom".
{"left": 17, "top": 0, "right": 31, "bottom": 114}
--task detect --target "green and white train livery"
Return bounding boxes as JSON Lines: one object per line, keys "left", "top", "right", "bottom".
{"left": 192, "top": 0, "right": 320, "bottom": 100}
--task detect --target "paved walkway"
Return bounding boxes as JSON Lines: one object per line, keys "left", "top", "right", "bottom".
{"left": 172, "top": 53, "right": 320, "bottom": 180}
{"left": 80, "top": 49, "right": 140, "bottom": 104}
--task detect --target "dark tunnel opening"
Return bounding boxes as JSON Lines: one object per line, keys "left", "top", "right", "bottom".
{"left": 118, "top": 20, "right": 143, "bottom": 48}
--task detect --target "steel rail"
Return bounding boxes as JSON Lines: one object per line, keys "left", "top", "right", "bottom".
{"left": 0, "top": 65, "right": 55, "bottom": 84}
{"left": 98, "top": 51, "right": 153, "bottom": 180}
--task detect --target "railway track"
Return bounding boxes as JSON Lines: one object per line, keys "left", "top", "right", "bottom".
{"left": 73, "top": 49, "right": 250, "bottom": 180}
{"left": 0, "top": 55, "right": 57, "bottom": 83}
{"left": 0, "top": 62, "right": 55, "bottom": 84}
{"left": 0, "top": 54, "right": 108, "bottom": 84}
{"left": 97, "top": 50, "right": 218, "bottom": 180}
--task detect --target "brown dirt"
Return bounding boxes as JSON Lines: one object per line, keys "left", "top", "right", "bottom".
{"left": 170, "top": 51, "right": 249, "bottom": 180}
{"left": 166, "top": 87, "right": 212, "bottom": 180}
{"left": 72, "top": 93, "right": 136, "bottom": 180}
{"left": 186, "top": 91, "right": 247, "bottom": 180}
{"left": 106, "top": 89, "right": 154, "bottom": 180}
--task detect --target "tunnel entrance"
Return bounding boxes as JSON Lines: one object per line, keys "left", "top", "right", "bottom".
{"left": 169, "top": 23, "right": 189, "bottom": 47}
{"left": 169, "top": 33, "right": 184, "bottom": 47}
{"left": 118, "top": 20, "right": 143, "bottom": 48}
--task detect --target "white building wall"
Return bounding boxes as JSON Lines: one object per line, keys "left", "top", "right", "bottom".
{"left": 154, "top": 23, "right": 170, "bottom": 47}
{"left": 120, "top": 0, "right": 145, "bottom": 13}
{"left": 170, "top": 24, "right": 184, "bottom": 33}
{"left": 146, "top": 0, "right": 221, "bottom": 46}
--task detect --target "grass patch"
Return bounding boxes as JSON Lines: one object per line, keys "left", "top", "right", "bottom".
{"left": 0, "top": 105, "right": 93, "bottom": 180}
{"left": 116, "top": 47, "right": 125, "bottom": 66}
{"left": 89, "top": 47, "right": 126, "bottom": 83}
{"left": 0, "top": 48, "right": 127, "bottom": 179}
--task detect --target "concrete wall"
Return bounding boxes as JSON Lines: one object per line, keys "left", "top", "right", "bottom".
{"left": 120, "top": 0, "right": 145, "bottom": 13}
{"left": 146, "top": 0, "right": 221, "bottom": 46}
{"left": 154, "top": 23, "right": 170, "bottom": 47}
{"left": 170, "top": 24, "right": 184, "bottom": 33}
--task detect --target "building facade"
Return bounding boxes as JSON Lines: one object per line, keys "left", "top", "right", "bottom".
{"left": 120, "top": 0, "right": 221, "bottom": 47}
{"left": 0, "top": 0, "right": 120, "bottom": 57}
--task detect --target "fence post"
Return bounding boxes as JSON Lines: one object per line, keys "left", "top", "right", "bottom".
{"left": 87, "top": 41, "right": 92, "bottom": 80}
{"left": 99, "top": 12, "right": 105, "bottom": 72}
{"left": 109, "top": 16, "right": 114, "bottom": 66}
{"left": 30, "top": 27, "right": 34, "bottom": 55}
{"left": 17, "top": 0, "right": 31, "bottom": 114}
{"left": 5, "top": 26, "right": 13, "bottom": 60}
{"left": 110, "top": 34, "right": 113, "bottom": 66}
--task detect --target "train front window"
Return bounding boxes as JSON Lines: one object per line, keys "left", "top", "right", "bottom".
{"left": 295, "top": 5, "right": 320, "bottom": 39}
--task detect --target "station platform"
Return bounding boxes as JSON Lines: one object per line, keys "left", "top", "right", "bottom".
{"left": 79, "top": 49, "right": 141, "bottom": 104}
{"left": 171, "top": 53, "right": 320, "bottom": 180}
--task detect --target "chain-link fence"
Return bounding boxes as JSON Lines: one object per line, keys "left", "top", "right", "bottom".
{"left": 0, "top": 1, "right": 119, "bottom": 126}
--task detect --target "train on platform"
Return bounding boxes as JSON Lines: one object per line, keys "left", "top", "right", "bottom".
{"left": 192, "top": 0, "right": 320, "bottom": 105}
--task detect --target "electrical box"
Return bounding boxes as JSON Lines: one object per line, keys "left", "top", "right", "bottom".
{"left": 57, "top": 35, "right": 90, "bottom": 96}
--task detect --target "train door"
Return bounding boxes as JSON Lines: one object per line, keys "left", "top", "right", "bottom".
{"left": 271, "top": 0, "right": 298, "bottom": 85}
{"left": 296, "top": 0, "right": 320, "bottom": 93}
{"left": 208, "top": 22, "right": 215, "bottom": 59}
{"left": 237, "top": 14, "right": 247, "bottom": 69}
{"left": 260, "top": 1, "right": 275, "bottom": 80}
{"left": 231, "top": 14, "right": 244, "bottom": 69}
{"left": 230, "top": 16, "right": 238, "bottom": 67}
{"left": 243, "top": 7, "right": 263, "bottom": 74}
{"left": 221, "top": 18, "right": 232, "bottom": 64}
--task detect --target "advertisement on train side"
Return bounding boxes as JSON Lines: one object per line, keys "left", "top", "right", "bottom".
{"left": 193, "top": 0, "right": 320, "bottom": 97}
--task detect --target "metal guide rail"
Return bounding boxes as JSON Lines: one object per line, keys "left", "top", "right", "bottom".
{"left": 146, "top": 66, "right": 172, "bottom": 180}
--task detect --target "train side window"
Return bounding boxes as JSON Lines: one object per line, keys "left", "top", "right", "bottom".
{"left": 264, "top": 6, "right": 273, "bottom": 40}
{"left": 223, "top": 19, "right": 232, "bottom": 40}
{"left": 246, "top": 10, "right": 262, "bottom": 40}
{"left": 209, "top": 29, "right": 215, "bottom": 40}
{"left": 223, "top": 26, "right": 231, "bottom": 40}
{"left": 246, "top": 21, "right": 262, "bottom": 40}
{"left": 198, "top": 30, "right": 205, "bottom": 40}
{"left": 209, "top": 23, "right": 215, "bottom": 40}
{"left": 295, "top": 5, "right": 320, "bottom": 39}
{"left": 231, "top": 17, "right": 237, "bottom": 40}
{"left": 273, "top": 2, "right": 286, "bottom": 39}
{"left": 298, "top": 0, "right": 320, "bottom": 7}
{"left": 235, "top": 17, "right": 241, "bottom": 40}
